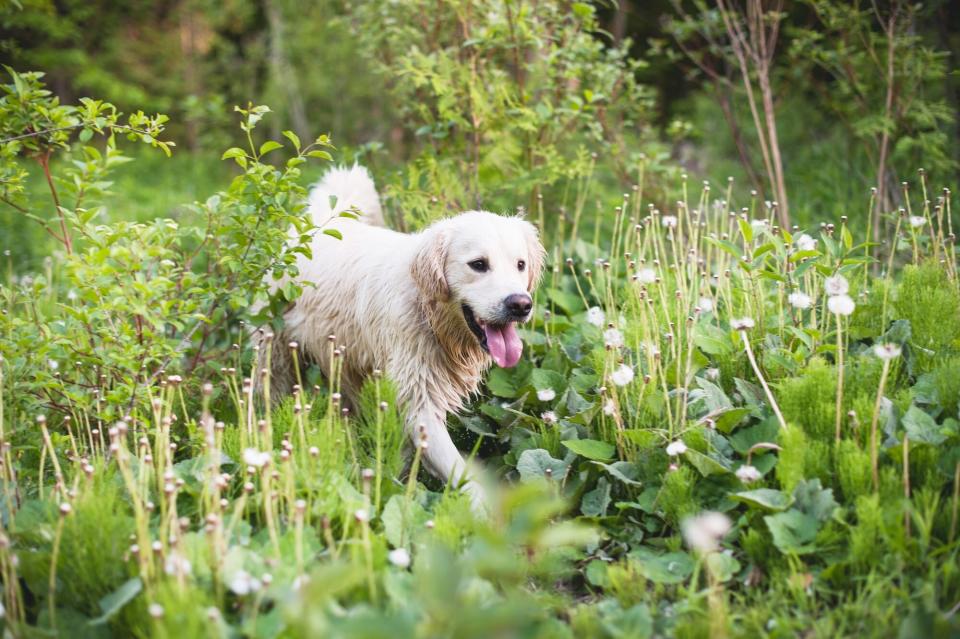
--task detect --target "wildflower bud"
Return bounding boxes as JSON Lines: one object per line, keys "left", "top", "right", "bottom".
{"left": 425, "top": 520, "right": 435, "bottom": 530}
{"left": 59, "top": 502, "right": 72, "bottom": 516}
{"left": 288, "top": 341, "right": 298, "bottom": 349}
{"left": 148, "top": 603, "right": 164, "bottom": 619}
{"left": 354, "top": 509, "right": 369, "bottom": 523}
{"left": 379, "top": 401, "right": 388, "bottom": 411}
{"left": 362, "top": 468, "right": 374, "bottom": 481}
{"left": 309, "top": 446, "right": 319, "bottom": 457}
{"left": 280, "top": 450, "right": 290, "bottom": 462}
{"left": 244, "top": 482, "right": 255, "bottom": 493}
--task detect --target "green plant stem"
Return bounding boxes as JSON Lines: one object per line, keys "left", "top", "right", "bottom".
{"left": 740, "top": 331, "right": 787, "bottom": 430}
{"left": 870, "top": 358, "right": 892, "bottom": 492}
{"left": 834, "top": 317, "right": 845, "bottom": 443}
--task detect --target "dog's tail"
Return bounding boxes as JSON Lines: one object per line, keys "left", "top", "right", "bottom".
{"left": 307, "top": 164, "right": 384, "bottom": 227}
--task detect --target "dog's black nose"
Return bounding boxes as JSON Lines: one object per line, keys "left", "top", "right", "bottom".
{"left": 504, "top": 293, "right": 532, "bottom": 318}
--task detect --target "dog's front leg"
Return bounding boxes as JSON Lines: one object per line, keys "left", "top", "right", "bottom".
{"left": 405, "top": 398, "right": 485, "bottom": 510}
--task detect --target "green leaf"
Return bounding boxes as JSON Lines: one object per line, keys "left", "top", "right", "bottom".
{"left": 694, "top": 323, "right": 733, "bottom": 355}
{"left": 517, "top": 449, "right": 569, "bottom": 481}
{"left": 902, "top": 405, "right": 947, "bottom": 445}
{"left": 259, "top": 140, "right": 283, "bottom": 156}
{"left": 90, "top": 577, "right": 142, "bottom": 625}
{"left": 792, "top": 478, "right": 837, "bottom": 523}
{"left": 323, "top": 229, "right": 343, "bottom": 240}
{"left": 531, "top": 368, "right": 566, "bottom": 394}
{"left": 732, "top": 488, "right": 794, "bottom": 511}
{"left": 593, "top": 460, "right": 642, "bottom": 486}
{"left": 307, "top": 149, "right": 333, "bottom": 160}
{"left": 220, "top": 147, "right": 246, "bottom": 160}
{"left": 282, "top": 130, "right": 301, "bottom": 151}
{"left": 705, "top": 552, "right": 741, "bottom": 583}
{"left": 684, "top": 449, "right": 732, "bottom": 477}
{"left": 562, "top": 438, "right": 616, "bottom": 461}
{"left": 764, "top": 509, "right": 819, "bottom": 554}
{"left": 581, "top": 477, "right": 611, "bottom": 517}
{"left": 629, "top": 548, "right": 694, "bottom": 584}
{"left": 486, "top": 360, "right": 531, "bottom": 398}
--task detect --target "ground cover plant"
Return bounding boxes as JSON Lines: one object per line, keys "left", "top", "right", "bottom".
{"left": 1, "top": 2, "right": 959, "bottom": 637}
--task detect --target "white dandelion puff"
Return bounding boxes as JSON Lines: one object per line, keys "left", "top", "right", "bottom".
{"left": 735, "top": 465, "right": 762, "bottom": 483}
{"left": 388, "top": 548, "right": 411, "bottom": 568}
{"left": 787, "top": 292, "right": 812, "bottom": 309}
{"left": 661, "top": 215, "right": 678, "bottom": 229}
{"left": 603, "top": 399, "right": 616, "bottom": 416}
{"left": 666, "top": 440, "right": 687, "bottom": 456}
{"left": 681, "top": 511, "right": 732, "bottom": 553}
{"left": 537, "top": 388, "right": 556, "bottom": 402}
{"left": 610, "top": 364, "right": 635, "bottom": 387}
{"left": 242, "top": 448, "right": 271, "bottom": 468}
{"left": 795, "top": 234, "right": 817, "bottom": 252}
{"left": 541, "top": 411, "right": 558, "bottom": 425}
{"left": 635, "top": 268, "right": 657, "bottom": 284}
{"left": 873, "top": 343, "right": 902, "bottom": 360}
{"left": 827, "top": 294, "right": 855, "bottom": 316}
{"left": 586, "top": 306, "right": 606, "bottom": 327}
{"left": 824, "top": 275, "right": 849, "bottom": 296}
{"left": 731, "top": 317, "right": 755, "bottom": 331}
{"left": 698, "top": 297, "right": 714, "bottom": 313}
{"left": 604, "top": 328, "right": 624, "bottom": 348}
{"left": 909, "top": 216, "right": 926, "bottom": 229}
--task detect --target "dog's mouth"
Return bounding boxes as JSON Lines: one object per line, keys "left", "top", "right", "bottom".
{"left": 462, "top": 304, "right": 523, "bottom": 368}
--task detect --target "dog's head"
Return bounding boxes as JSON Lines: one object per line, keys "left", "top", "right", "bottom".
{"left": 412, "top": 211, "right": 545, "bottom": 368}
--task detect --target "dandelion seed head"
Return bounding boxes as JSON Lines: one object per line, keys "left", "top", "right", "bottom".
{"left": 610, "top": 364, "right": 634, "bottom": 387}
{"left": 388, "top": 548, "right": 411, "bottom": 568}
{"left": 795, "top": 234, "right": 817, "bottom": 252}
{"left": 603, "top": 328, "right": 624, "bottom": 348}
{"left": 731, "top": 317, "right": 755, "bottom": 331}
{"left": 788, "top": 292, "right": 812, "bottom": 310}
{"left": 827, "top": 294, "right": 855, "bottom": 316}
{"left": 682, "top": 511, "right": 732, "bottom": 553}
{"left": 242, "top": 448, "right": 270, "bottom": 468}
{"left": 586, "top": 306, "right": 605, "bottom": 327}
{"left": 735, "top": 465, "right": 762, "bottom": 483}
{"left": 661, "top": 215, "right": 678, "bottom": 229}
{"left": 541, "top": 411, "right": 558, "bottom": 425}
{"left": 666, "top": 440, "right": 687, "bottom": 456}
{"left": 536, "top": 388, "right": 556, "bottom": 402}
{"left": 698, "top": 297, "right": 714, "bottom": 313}
{"left": 635, "top": 268, "right": 657, "bottom": 284}
{"left": 824, "top": 275, "right": 849, "bottom": 296}
{"left": 873, "top": 343, "right": 902, "bottom": 360}
{"left": 909, "top": 216, "right": 926, "bottom": 228}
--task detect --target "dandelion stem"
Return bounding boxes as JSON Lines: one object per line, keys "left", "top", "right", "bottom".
{"left": 740, "top": 331, "right": 787, "bottom": 431}
{"left": 834, "top": 317, "right": 845, "bottom": 443}
{"left": 870, "top": 358, "right": 892, "bottom": 492}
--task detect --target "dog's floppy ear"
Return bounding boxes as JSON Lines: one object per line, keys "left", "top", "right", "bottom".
{"left": 523, "top": 222, "right": 546, "bottom": 291}
{"left": 412, "top": 229, "right": 450, "bottom": 302}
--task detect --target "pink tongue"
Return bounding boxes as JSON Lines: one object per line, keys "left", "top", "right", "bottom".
{"left": 483, "top": 323, "right": 523, "bottom": 367}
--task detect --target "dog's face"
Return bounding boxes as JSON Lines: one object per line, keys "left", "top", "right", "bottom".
{"left": 412, "top": 211, "right": 545, "bottom": 368}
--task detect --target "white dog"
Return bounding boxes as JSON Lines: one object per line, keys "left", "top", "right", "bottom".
{"left": 260, "top": 166, "right": 544, "bottom": 504}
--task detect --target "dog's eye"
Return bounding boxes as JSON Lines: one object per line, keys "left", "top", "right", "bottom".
{"left": 468, "top": 259, "right": 489, "bottom": 273}
{"left": 517, "top": 260, "right": 526, "bottom": 272}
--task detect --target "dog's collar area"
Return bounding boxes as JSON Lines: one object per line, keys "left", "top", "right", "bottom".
{"left": 461, "top": 304, "right": 489, "bottom": 353}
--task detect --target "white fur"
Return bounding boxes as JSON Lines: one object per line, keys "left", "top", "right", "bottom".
{"left": 261, "top": 167, "right": 545, "bottom": 507}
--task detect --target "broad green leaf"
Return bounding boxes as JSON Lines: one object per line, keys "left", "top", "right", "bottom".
{"left": 90, "top": 577, "right": 142, "bottom": 625}
{"left": 581, "top": 477, "right": 611, "bottom": 517}
{"left": 764, "top": 509, "right": 819, "bottom": 554}
{"left": 792, "top": 478, "right": 837, "bottom": 523}
{"left": 323, "top": 228, "right": 343, "bottom": 240}
{"left": 517, "top": 448, "right": 569, "bottom": 481}
{"left": 629, "top": 548, "right": 694, "bottom": 584}
{"left": 705, "top": 552, "right": 741, "bottom": 583}
{"left": 902, "top": 405, "right": 946, "bottom": 445}
{"left": 259, "top": 140, "right": 283, "bottom": 156}
{"left": 562, "top": 438, "right": 615, "bottom": 461}
{"left": 732, "top": 488, "right": 793, "bottom": 511}
{"left": 593, "top": 460, "right": 642, "bottom": 486}
{"left": 684, "top": 449, "right": 732, "bottom": 477}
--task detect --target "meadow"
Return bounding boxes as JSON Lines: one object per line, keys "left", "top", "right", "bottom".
{"left": 1, "top": 1, "right": 960, "bottom": 637}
